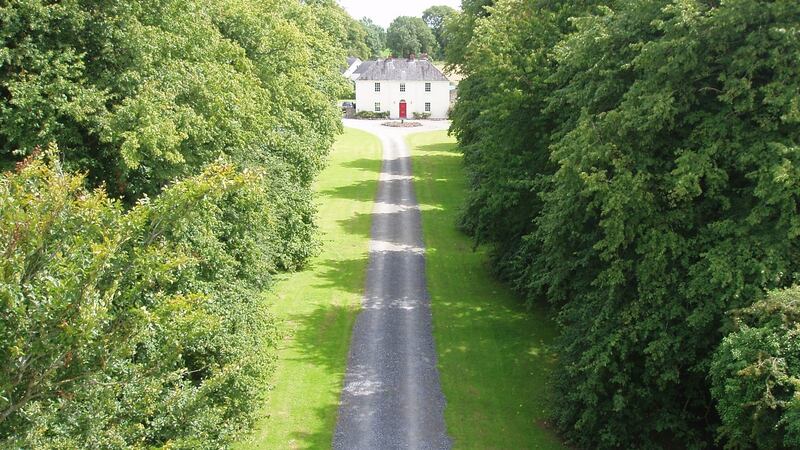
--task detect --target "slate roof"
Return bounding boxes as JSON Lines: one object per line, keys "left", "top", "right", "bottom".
{"left": 340, "top": 56, "right": 361, "bottom": 74}
{"left": 355, "top": 59, "right": 448, "bottom": 81}
{"left": 353, "top": 60, "right": 374, "bottom": 76}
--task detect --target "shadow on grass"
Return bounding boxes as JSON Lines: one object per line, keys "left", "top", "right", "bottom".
{"left": 410, "top": 137, "right": 567, "bottom": 448}
{"left": 325, "top": 151, "right": 460, "bottom": 243}
{"left": 320, "top": 179, "right": 378, "bottom": 204}
{"left": 335, "top": 212, "right": 373, "bottom": 240}
{"left": 282, "top": 303, "right": 357, "bottom": 449}
{"left": 341, "top": 158, "right": 383, "bottom": 172}
{"left": 310, "top": 255, "right": 371, "bottom": 295}
{"left": 415, "top": 141, "right": 462, "bottom": 156}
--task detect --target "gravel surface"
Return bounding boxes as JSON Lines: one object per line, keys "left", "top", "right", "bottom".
{"left": 333, "top": 120, "right": 452, "bottom": 450}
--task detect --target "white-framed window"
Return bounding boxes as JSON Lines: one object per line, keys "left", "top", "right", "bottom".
{"left": 425, "top": 82, "right": 431, "bottom": 92}
{"left": 425, "top": 102, "right": 431, "bottom": 112}
{"left": 374, "top": 82, "right": 381, "bottom": 92}
{"left": 400, "top": 83, "right": 406, "bottom": 92}
{"left": 374, "top": 102, "right": 381, "bottom": 112}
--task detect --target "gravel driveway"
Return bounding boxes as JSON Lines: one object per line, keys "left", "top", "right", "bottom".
{"left": 332, "top": 120, "right": 453, "bottom": 450}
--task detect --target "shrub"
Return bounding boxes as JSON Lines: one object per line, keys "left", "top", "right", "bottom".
{"left": 412, "top": 112, "right": 431, "bottom": 119}
{"left": 341, "top": 86, "right": 356, "bottom": 100}
{"left": 711, "top": 288, "right": 800, "bottom": 449}
{"left": 355, "top": 110, "right": 390, "bottom": 119}
{"left": 0, "top": 150, "right": 277, "bottom": 448}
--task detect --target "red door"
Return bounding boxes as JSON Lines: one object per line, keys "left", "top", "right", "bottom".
{"left": 399, "top": 100, "right": 407, "bottom": 119}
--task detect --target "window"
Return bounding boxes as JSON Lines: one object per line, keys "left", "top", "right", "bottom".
{"left": 374, "top": 102, "right": 381, "bottom": 112}
{"left": 374, "top": 82, "right": 381, "bottom": 92}
{"left": 425, "top": 102, "right": 431, "bottom": 112}
{"left": 425, "top": 82, "right": 431, "bottom": 92}
{"left": 400, "top": 83, "right": 406, "bottom": 92}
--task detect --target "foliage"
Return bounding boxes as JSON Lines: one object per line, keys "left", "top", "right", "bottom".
{"left": 711, "top": 287, "right": 800, "bottom": 449}
{"left": 0, "top": 151, "right": 277, "bottom": 448}
{"left": 449, "top": 0, "right": 800, "bottom": 448}
{"left": 355, "top": 111, "right": 390, "bottom": 120}
{"left": 0, "top": 0, "right": 347, "bottom": 200}
{"left": 340, "top": 85, "right": 356, "bottom": 102}
{"left": 360, "top": 18, "right": 387, "bottom": 59}
{"left": 306, "top": 0, "right": 371, "bottom": 60}
{"left": 444, "top": 0, "right": 493, "bottom": 68}
{"left": 412, "top": 112, "right": 432, "bottom": 120}
{"left": 386, "top": 16, "right": 438, "bottom": 58}
{"left": 235, "top": 128, "right": 381, "bottom": 448}
{"left": 0, "top": 0, "right": 347, "bottom": 273}
{"left": 0, "top": 0, "right": 351, "bottom": 446}
{"left": 422, "top": 5, "right": 458, "bottom": 59}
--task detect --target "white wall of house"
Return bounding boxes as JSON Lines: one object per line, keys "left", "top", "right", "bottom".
{"left": 355, "top": 80, "right": 450, "bottom": 119}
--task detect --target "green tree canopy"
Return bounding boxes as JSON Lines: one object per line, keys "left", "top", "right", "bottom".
{"left": 0, "top": 0, "right": 351, "bottom": 446}
{"left": 449, "top": 0, "right": 800, "bottom": 447}
{"left": 386, "top": 16, "right": 437, "bottom": 58}
{"left": 711, "top": 287, "right": 800, "bottom": 449}
{"left": 444, "top": 0, "right": 493, "bottom": 67}
{"left": 422, "top": 5, "right": 457, "bottom": 59}
{"left": 360, "top": 17, "right": 386, "bottom": 59}
{"left": 307, "top": 0, "right": 371, "bottom": 59}
{"left": 1, "top": 150, "right": 278, "bottom": 448}
{"left": 0, "top": 0, "right": 348, "bottom": 202}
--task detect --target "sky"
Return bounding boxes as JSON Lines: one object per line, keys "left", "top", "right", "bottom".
{"left": 337, "top": 0, "right": 462, "bottom": 28}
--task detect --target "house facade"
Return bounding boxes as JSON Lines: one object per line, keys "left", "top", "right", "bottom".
{"left": 353, "top": 58, "right": 450, "bottom": 119}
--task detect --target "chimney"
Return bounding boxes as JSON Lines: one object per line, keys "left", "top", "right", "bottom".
{"left": 408, "top": 53, "right": 416, "bottom": 61}
{"left": 420, "top": 53, "right": 429, "bottom": 60}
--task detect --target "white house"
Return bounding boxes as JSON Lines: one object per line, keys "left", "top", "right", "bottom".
{"left": 341, "top": 56, "right": 362, "bottom": 81}
{"left": 353, "top": 57, "right": 450, "bottom": 119}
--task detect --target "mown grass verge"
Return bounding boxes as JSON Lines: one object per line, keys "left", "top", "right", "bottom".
{"left": 409, "top": 131, "right": 567, "bottom": 450}
{"left": 235, "top": 128, "right": 381, "bottom": 449}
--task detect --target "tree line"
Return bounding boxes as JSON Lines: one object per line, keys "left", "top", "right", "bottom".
{"left": 333, "top": 4, "right": 459, "bottom": 61}
{"left": 447, "top": 0, "right": 800, "bottom": 448}
{"left": 0, "top": 0, "right": 351, "bottom": 447}
{"left": 387, "top": 6, "right": 458, "bottom": 59}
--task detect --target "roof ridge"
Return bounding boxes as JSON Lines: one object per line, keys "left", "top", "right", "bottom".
{"left": 356, "top": 58, "right": 448, "bottom": 82}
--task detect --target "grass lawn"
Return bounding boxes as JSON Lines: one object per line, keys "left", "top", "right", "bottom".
{"left": 409, "top": 131, "right": 567, "bottom": 450}
{"left": 235, "top": 128, "right": 381, "bottom": 449}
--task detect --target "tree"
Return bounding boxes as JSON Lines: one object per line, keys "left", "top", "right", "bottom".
{"left": 444, "top": 0, "right": 493, "bottom": 67}
{"left": 307, "top": 0, "right": 371, "bottom": 59}
{"left": 0, "top": 150, "right": 276, "bottom": 448}
{"left": 0, "top": 0, "right": 350, "bottom": 446}
{"left": 0, "top": 0, "right": 345, "bottom": 252}
{"left": 711, "top": 287, "right": 800, "bottom": 449}
{"left": 386, "top": 16, "right": 437, "bottom": 58}
{"left": 422, "top": 5, "right": 457, "bottom": 59}
{"left": 360, "top": 17, "right": 387, "bottom": 59}
{"left": 449, "top": 0, "right": 800, "bottom": 447}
